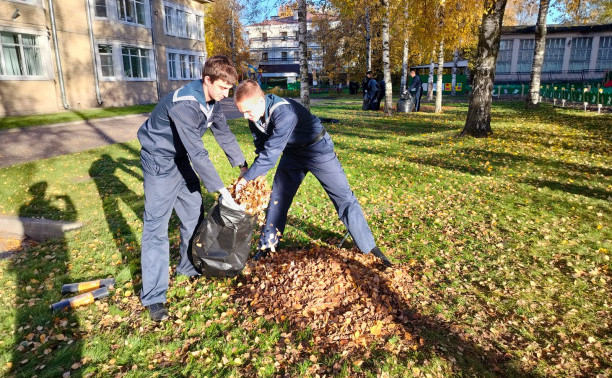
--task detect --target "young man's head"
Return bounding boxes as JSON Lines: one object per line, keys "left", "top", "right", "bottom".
{"left": 366, "top": 70, "right": 373, "bottom": 78}
{"left": 234, "top": 79, "right": 266, "bottom": 122}
{"left": 409, "top": 69, "right": 416, "bottom": 77}
{"left": 202, "top": 55, "right": 237, "bottom": 102}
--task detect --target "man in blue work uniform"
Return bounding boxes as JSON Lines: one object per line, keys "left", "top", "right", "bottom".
{"left": 137, "top": 55, "right": 247, "bottom": 322}
{"left": 233, "top": 79, "right": 392, "bottom": 267}
{"left": 408, "top": 69, "right": 423, "bottom": 112}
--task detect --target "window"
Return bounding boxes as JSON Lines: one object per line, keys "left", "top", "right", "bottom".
{"left": 0, "top": 32, "right": 43, "bottom": 77}
{"left": 281, "top": 52, "right": 288, "bottom": 61}
{"left": 165, "top": 6, "right": 175, "bottom": 35}
{"left": 196, "top": 15, "right": 204, "bottom": 40}
{"left": 198, "top": 56, "right": 205, "bottom": 74}
{"left": 186, "top": 12, "right": 197, "bottom": 39}
{"left": 163, "top": 2, "right": 204, "bottom": 40}
{"left": 117, "top": 0, "right": 146, "bottom": 25}
{"left": 569, "top": 37, "right": 592, "bottom": 71}
{"left": 98, "top": 44, "right": 114, "bottom": 77}
{"left": 543, "top": 38, "right": 565, "bottom": 72}
{"left": 168, "top": 52, "right": 177, "bottom": 78}
{"left": 122, "top": 46, "right": 150, "bottom": 79}
{"left": 95, "top": 0, "right": 107, "bottom": 18}
{"left": 189, "top": 55, "right": 197, "bottom": 78}
{"left": 294, "top": 51, "right": 299, "bottom": 61}
{"left": 596, "top": 36, "right": 612, "bottom": 71}
{"left": 294, "top": 31, "right": 299, "bottom": 40}
{"left": 307, "top": 50, "right": 312, "bottom": 60}
{"left": 517, "top": 39, "right": 534, "bottom": 73}
{"left": 261, "top": 33, "right": 267, "bottom": 42}
{"left": 262, "top": 52, "right": 268, "bottom": 62}
{"left": 167, "top": 50, "right": 204, "bottom": 80}
{"left": 495, "top": 39, "right": 513, "bottom": 74}
{"left": 281, "top": 32, "right": 287, "bottom": 41}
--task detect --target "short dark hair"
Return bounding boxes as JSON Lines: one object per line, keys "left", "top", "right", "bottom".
{"left": 366, "top": 70, "right": 372, "bottom": 75}
{"left": 235, "top": 79, "right": 264, "bottom": 103}
{"left": 202, "top": 55, "right": 238, "bottom": 84}
{"left": 410, "top": 69, "right": 417, "bottom": 74}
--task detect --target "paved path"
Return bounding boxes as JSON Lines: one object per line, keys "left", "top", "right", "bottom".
{"left": 0, "top": 98, "right": 244, "bottom": 168}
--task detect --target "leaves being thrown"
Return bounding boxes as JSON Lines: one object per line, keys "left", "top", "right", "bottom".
{"left": 230, "top": 176, "right": 271, "bottom": 223}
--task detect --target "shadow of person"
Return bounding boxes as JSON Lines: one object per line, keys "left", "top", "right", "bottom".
{"left": 10, "top": 182, "right": 83, "bottom": 377}
{"left": 88, "top": 154, "right": 144, "bottom": 287}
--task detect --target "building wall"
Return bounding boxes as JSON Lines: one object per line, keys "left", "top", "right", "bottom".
{"left": 0, "top": 0, "right": 210, "bottom": 116}
{"left": 496, "top": 27, "right": 612, "bottom": 83}
{"left": 0, "top": 1, "right": 55, "bottom": 116}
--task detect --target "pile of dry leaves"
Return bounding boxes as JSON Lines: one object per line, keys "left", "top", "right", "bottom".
{"left": 233, "top": 245, "right": 423, "bottom": 369}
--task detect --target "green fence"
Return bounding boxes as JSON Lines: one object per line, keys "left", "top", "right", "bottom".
{"left": 539, "top": 85, "right": 612, "bottom": 106}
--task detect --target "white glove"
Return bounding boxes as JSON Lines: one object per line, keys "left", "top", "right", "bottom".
{"left": 218, "top": 187, "right": 245, "bottom": 211}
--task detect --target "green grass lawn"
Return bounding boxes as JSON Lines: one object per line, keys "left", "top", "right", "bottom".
{"left": 0, "top": 104, "right": 156, "bottom": 131}
{"left": 0, "top": 100, "right": 610, "bottom": 377}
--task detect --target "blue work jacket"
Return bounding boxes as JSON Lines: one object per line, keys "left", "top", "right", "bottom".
{"left": 242, "top": 94, "right": 324, "bottom": 181}
{"left": 137, "top": 80, "right": 245, "bottom": 192}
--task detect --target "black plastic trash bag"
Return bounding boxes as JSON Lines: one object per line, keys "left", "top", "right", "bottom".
{"left": 397, "top": 92, "right": 415, "bottom": 113}
{"left": 190, "top": 200, "right": 256, "bottom": 277}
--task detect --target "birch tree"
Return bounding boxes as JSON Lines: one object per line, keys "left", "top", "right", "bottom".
{"left": 461, "top": 0, "right": 508, "bottom": 137}
{"left": 298, "top": 0, "right": 310, "bottom": 109}
{"left": 434, "top": 0, "right": 446, "bottom": 113}
{"left": 381, "top": 0, "right": 393, "bottom": 115}
{"left": 526, "top": 0, "right": 550, "bottom": 108}
{"left": 451, "top": 48, "right": 459, "bottom": 96}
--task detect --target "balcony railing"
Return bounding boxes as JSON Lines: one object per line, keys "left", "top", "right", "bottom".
{"left": 249, "top": 36, "right": 314, "bottom": 43}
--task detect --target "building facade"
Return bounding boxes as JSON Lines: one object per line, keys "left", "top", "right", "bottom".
{"left": 495, "top": 23, "right": 612, "bottom": 83}
{"left": 0, "top": 0, "right": 210, "bottom": 116}
{"left": 245, "top": 12, "right": 332, "bottom": 88}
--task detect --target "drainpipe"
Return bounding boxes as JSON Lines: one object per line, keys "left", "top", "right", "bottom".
{"left": 150, "top": 3, "right": 161, "bottom": 101}
{"left": 48, "top": 0, "right": 69, "bottom": 109}
{"left": 85, "top": 0, "right": 103, "bottom": 106}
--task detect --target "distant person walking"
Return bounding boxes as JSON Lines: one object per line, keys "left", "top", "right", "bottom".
{"left": 408, "top": 70, "right": 423, "bottom": 112}
{"left": 365, "top": 71, "right": 380, "bottom": 111}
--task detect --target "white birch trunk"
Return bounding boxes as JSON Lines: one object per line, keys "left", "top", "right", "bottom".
{"left": 526, "top": 0, "right": 550, "bottom": 108}
{"left": 435, "top": 39, "right": 444, "bottom": 113}
{"left": 382, "top": 0, "right": 392, "bottom": 115}
{"left": 427, "top": 54, "right": 435, "bottom": 100}
{"left": 451, "top": 48, "right": 459, "bottom": 96}
{"left": 298, "top": 0, "right": 310, "bottom": 109}
{"left": 365, "top": 7, "right": 372, "bottom": 72}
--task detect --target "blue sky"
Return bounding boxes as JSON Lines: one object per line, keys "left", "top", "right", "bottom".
{"left": 242, "top": 1, "right": 569, "bottom": 26}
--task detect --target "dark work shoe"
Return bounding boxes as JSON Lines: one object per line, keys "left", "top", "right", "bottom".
{"left": 371, "top": 247, "right": 393, "bottom": 267}
{"left": 147, "top": 303, "right": 169, "bottom": 322}
{"left": 252, "top": 249, "right": 270, "bottom": 261}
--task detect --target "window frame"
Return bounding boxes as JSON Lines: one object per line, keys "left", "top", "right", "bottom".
{"left": 0, "top": 28, "right": 53, "bottom": 81}
{"left": 495, "top": 39, "right": 513, "bottom": 74}
{"left": 94, "top": 0, "right": 108, "bottom": 18}
{"left": 596, "top": 36, "right": 612, "bottom": 71}
{"left": 163, "top": 2, "right": 205, "bottom": 41}
{"left": 543, "top": 38, "right": 565, "bottom": 73}
{"left": 516, "top": 38, "right": 534, "bottom": 73}
{"left": 95, "top": 40, "right": 156, "bottom": 81}
{"left": 166, "top": 48, "right": 205, "bottom": 80}
{"left": 121, "top": 45, "right": 152, "bottom": 80}
{"left": 569, "top": 37, "right": 593, "bottom": 72}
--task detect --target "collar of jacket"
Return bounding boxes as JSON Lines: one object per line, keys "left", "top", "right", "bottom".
{"left": 255, "top": 94, "right": 289, "bottom": 132}
{"left": 172, "top": 80, "right": 215, "bottom": 119}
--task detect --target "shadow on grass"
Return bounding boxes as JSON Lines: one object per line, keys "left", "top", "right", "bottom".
{"left": 11, "top": 182, "right": 83, "bottom": 377}
{"left": 88, "top": 154, "right": 144, "bottom": 286}
{"left": 407, "top": 147, "right": 610, "bottom": 201}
